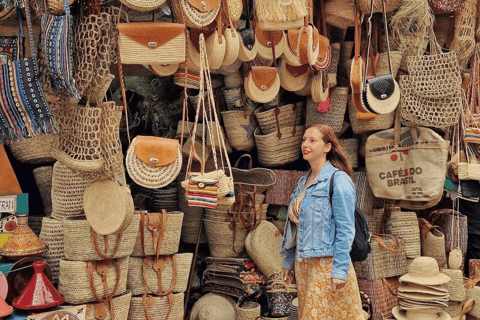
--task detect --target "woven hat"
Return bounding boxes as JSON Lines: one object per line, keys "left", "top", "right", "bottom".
{"left": 148, "top": 63, "right": 179, "bottom": 77}
{"left": 190, "top": 293, "right": 235, "bottom": 320}
{"left": 392, "top": 307, "right": 452, "bottom": 320}
{"left": 118, "top": 0, "right": 166, "bottom": 11}
{"left": 83, "top": 179, "right": 133, "bottom": 235}
{"left": 400, "top": 257, "right": 451, "bottom": 286}
{"left": 398, "top": 283, "right": 448, "bottom": 296}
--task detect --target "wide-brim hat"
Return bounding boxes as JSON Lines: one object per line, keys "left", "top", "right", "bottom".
{"left": 399, "top": 257, "right": 451, "bottom": 286}
{"left": 148, "top": 63, "right": 179, "bottom": 77}
{"left": 398, "top": 291, "right": 449, "bottom": 302}
{"left": 392, "top": 307, "right": 452, "bottom": 320}
{"left": 190, "top": 293, "right": 235, "bottom": 320}
{"left": 398, "top": 283, "right": 448, "bottom": 296}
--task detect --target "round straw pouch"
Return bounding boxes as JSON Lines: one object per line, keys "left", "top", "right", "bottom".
{"left": 283, "top": 29, "right": 302, "bottom": 67}
{"left": 148, "top": 64, "right": 179, "bottom": 77}
{"left": 278, "top": 61, "right": 310, "bottom": 92}
{"left": 222, "top": 26, "right": 240, "bottom": 66}
{"left": 206, "top": 28, "right": 226, "bottom": 70}
{"left": 245, "top": 66, "right": 281, "bottom": 103}
{"left": 129, "top": 293, "right": 184, "bottom": 320}
{"left": 190, "top": 293, "right": 235, "bottom": 320}
{"left": 84, "top": 291, "right": 132, "bottom": 320}
{"left": 255, "top": 29, "right": 286, "bottom": 60}
{"left": 237, "top": 31, "right": 258, "bottom": 62}
{"left": 222, "top": 0, "right": 243, "bottom": 23}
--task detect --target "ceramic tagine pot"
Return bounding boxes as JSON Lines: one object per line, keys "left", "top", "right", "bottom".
{"left": 12, "top": 261, "right": 65, "bottom": 310}
{"left": 0, "top": 214, "right": 48, "bottom": 260}
{"left": 0, "top": 272, "right": 12, "bottom": 318}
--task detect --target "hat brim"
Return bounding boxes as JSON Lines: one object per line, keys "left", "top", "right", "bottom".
{"left": 392, "top": 307, "right": 452, "bottom": 320}
{"left": 399, "top": 273, "right": 451, "bottom": 286}
{"left": 398, "top": 283, "right": 448, "bottom": 295}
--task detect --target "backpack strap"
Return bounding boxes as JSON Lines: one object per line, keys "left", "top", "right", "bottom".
{"left": 328, "top": 170, "right": 339, "bottom": 206}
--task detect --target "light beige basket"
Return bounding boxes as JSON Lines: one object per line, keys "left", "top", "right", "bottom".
{"left": 8, "top": 134, "right": 56, "bottom": 165}
{"left": 83, "top": 291, "right": 132, "bottom": 320}
{"left": 254, "top": 104, "right": 304, "bottom": 136}
{"left": 131, "top": 211, "right": 183, "bottom": 257}
{"left": 306, "top": 87, "right": 349, "bottom": 132}
{"left": 170, "top": 0, "right": 221, "bottom": 28}
{"left": 245, "top": 221, "right": 284, "bottom": 278}
{"left": 63, "top": 215, "right": 140, "bottom": 261}
{"left": 127, "top": 253, "right": 193, "bottom": 296}
{"left": 458, "top": 162, "right": 480, "bottom": 181}
{"left": 58, "top": 257, "right": 129, "bottom": 305}
{"left": 51, "top": 161, "right": 97, "bottom": 220}
{"left": 39, "top": 217, "right": 64, "bottom": 284}
{"left": 33, "top": 166, "right": 53, "bottom": 216}
{"left": 254, "top": 126, "right": 305, "bottom": 167}
{"left": 384, "top": 211, "right": 421, "bottom": 259}
{"left": 222, "top": 110, "right": 257, "bottom": 152}
{"left": 348, "top": 96, "right": 395, "bottom": 134}
{"left": 204, "top": 219, "right": 248, "bottom": 258}
{"left": 441, "top": 268, "right": 466, "bottom": 302}
{"left": 128, "top": 293, "right": 184, "bottom": 320}
{"left": 376, "top": 51, "right": 403, "bottom": 78}
{"left": 235, "top": 301, "right": 261, "bottom": 320}
{"left": 450, "top": 0, "right": 477, "bottom": 69}
{"left": 340, "top": 138, "right": 359, "bottom": 168}
{"left": 325, "top": 0, "right": 355, "bottom": 29}
{"left": 190, "top": 293, "right": 236, "bottom": 320}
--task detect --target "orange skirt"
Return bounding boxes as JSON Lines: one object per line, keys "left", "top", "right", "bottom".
{"left": 295, "top": 256, "right": 364, "bottom": 320}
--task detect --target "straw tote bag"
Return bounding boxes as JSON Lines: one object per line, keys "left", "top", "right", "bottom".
{"left": 129, "top": 293, "right": 184, "bottom": 320}
{"left": 126, "top": 136, "right": 182, "bottom": 189}
{"left": 418, "top": 218, "right": 447, "bottom": 268}
{"left": 170, "top": 0, "right": 222, "bottom": 28}
{"left": 117, "top": 21, "right": 185, "bottom": 65}
{"left": 85, "top": 291, "right": 131, "bottom": 320}
{"left": 255, "top": 0, "right": 308, "bottom": 31}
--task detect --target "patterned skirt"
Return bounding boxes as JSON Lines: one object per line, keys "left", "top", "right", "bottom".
{"left": 295, "top": 256, "right": 364, "bottom": 320}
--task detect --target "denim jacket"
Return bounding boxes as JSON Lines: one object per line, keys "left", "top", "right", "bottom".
{"left": 279, "top": 161, "right": 356, "bottom": 281}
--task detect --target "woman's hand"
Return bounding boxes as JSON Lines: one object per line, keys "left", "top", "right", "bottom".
{"left": 331, "top": 278, "right": 346, "bottom": 292}
{"left": 280, "top": 268, "right": 294, "bottom": 283}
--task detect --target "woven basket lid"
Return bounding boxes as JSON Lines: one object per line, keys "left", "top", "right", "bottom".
{"left": 190, "top": 293, "right": 235, "bottom": 320}
{"left": 148, "top": 63, "right": 179, "bottom": 77}
{"left": 84, "top": 179, "right": 127, "bottom": 236}
{"left": 118, "top": 0, "right": 166, "bottom": 11}
{"left": 392, "top": 306, "right": 452, "bottom": 320}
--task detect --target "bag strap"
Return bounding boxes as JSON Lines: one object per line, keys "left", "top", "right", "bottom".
{"left": 142, "top": 293, "right": 174, "bottom": 320}
{"left": 92, "top": 230, "right": 123, "bottom": 260}
{"left": 87, "top": 260, "right": 121, "bottom": 302}
{"left": 144, "top": 210, "right": 168, "bottom": 259}
{"left": 382, "top": 278, "right": 397, "bottom": 297}
{"left": 328, "top": 170, "right": 338, "bottom": 206}
{"left": 464, "top": 278, "right": 480, "bottom": 289}
{"left": 418, "top": 218, "right": 443, "bottom": 238}
{"left": 233, "top": 153, "right": 253, "bottom": 169}
{"left": 142, "top": 255, "right": 178, "bottom": 296}
{"left": 91, "top": 300, "right": 115, "bottom": 320}
{"left": 371, "top": 234, "right": 402, "bottom": 253}
{"left": 460, "top": 299, "right": 476, "bottom": 318}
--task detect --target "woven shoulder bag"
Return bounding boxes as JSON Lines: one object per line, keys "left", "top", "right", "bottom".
{"left": 170, "top": 0, "right": 222, "bottom": 28}
{"left": 255, "top": 0, "right": 308, "bottom": 31}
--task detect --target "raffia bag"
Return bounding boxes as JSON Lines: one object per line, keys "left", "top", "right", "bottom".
{"left": 356, "top": 0, "right": 402, "bottom": 14}
{"left": 384, "top": 211, "right": 421, "bottom": 259}
{"left": 231, "top": 154, "right": 276, "bottom": 194}
{"left": 353, "top": 235, "right": 408, "bottom": 280}
{"left": 450, "top": 0, "right": 477, "bottom": 69}
{"left": 306, "top": 87, "right": 349, "bottom": 132}
{"left": 324, "top": 0, "right": 355, "bottom": 29}
{"left": 58, "top": 257, "right": 129, "bottom": 304}
{"left": 255, "top": 0, "right": 308, "bottom": 30}
{"left": 348, "top": 96, "right": 394, "bottom": 134}
{"left": 254, "top": 103, "right": 304, "bottom": 136}
{"left": 442, "top": 268, "right": 466, "bottom": 301}
{"left": 8, "top": 134, "right": 56, "bottom": 165}
{"left": 128, "top": 293, "right": 184, "bottom": 320}
{"left": 357, "top": 277, "right": 400, "bottom": 320}
{"left": 235, "top": 301, "right": 261, "bottom": 320}
{"left": 340, "top": 138, "right": 359, "bottom": 168}
{"left": 170, "top": 0, "right": 221, "bottom": 28}
{"left": 39, "top": 217, "right": 64, "bottom": 284}
{"left": 63, "top": 215, "right": 140, "bottom": 261}
{"left": 418, "top": 218, "right": 447, "bottom": 268}
{"left": 33, "top": 166, "right": 53, "bottom": 216}
{"left": 222, "top": 110, "right": 257, "bottom": 152}
{"left": 127, "top": 253, "right": 193, "bottom": 296}
{"left": 204, "top": 218, "right": 248, "bottom": 258}
{"left": 254, "top": 126, "right": 305, "bottom": 167}
{"left": 84, "top": 291, "right": 132, "bottom": 320}
{"left": 464, "top": 279, "right": 480, "bottom": 318}
{"left": 131, "top": 211, "right": 183, "bottom": 257}
{"left": 51, "top": 161, "right": 97, "bottom": 220}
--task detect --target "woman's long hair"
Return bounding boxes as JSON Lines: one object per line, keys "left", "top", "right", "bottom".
{"left": 308, "top": 124, "right": 353, "bottom": 177}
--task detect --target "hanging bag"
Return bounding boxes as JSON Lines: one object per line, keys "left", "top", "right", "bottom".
{"left": 170, "top": 0, "right": 222, "bottom": 28}
{"left": 255, "top": 0, "right": 308, "bottom": 31}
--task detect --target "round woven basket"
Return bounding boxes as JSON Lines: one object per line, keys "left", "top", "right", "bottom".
{"left": 51, "top": 161, "right": 97, "bottom": 220}
{"left": 58, "top": 257, "right": 129, "bottom": 305}
{"left": 33, "top": 166, "right": 54, "bottom": 216}
{"left": 39, "top": 217, "right": 64, "bottom": 284}
{"left": 235, "top": 301, "right": 261, "bottom": 320}
{"left": 222, "top": 110, "right": 257, "bottom": 152}
{"left": 348, "top": 96, "right": 395, "bottom": 134}
{"left": 204, "top": 218, "right": 248, "bottom": 258}
{"left": 131, "top": 211, "right": 183, "bottom": 256}
{"left": 8, "top": 134, "right": 56, "bottom": 165}
{"left": 127, "top": 253, "right": 193, "bottom": 296}
{"left": 129, "top": 293, "right": 184, "bottom": 320}
{"left": 63, "top": 214, "right": 140, "bottom": 261}
{"left": 306, "top": 87, "right": 349, "bottom": 132}
{"left": 384, "top": 211, "right": 421, "bottom": 259}
{"left": 325, "top": 0, "right": 355, "bottom": 29}
{"left": 170, "top": 0, "right": 220, "bottom": 28}
{"left": 190, "top": 293, "right": 235, "bottom": 320}
{"left": 340, "top": 138, "right": 359, "bottom": 168}
{"left": 441, "top": 268, "right": 466, "bottom": 302}
{"left": 254, "top": 104, "right": 304, "bottom": 136}
{"left": 254, "top": 126, "right": 305, "bottom": 167}
{"left": 245, "top": 221, "right": 284, "bottom": 278}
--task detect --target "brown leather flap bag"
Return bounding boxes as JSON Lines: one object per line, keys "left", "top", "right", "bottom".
{"left": 251, "top": 66, "right": 278, "bottom": 91}
{"left": 117, "top": 22, "right": 185, "bottom": 50}
{"left": 187, "top": 0, "right": 221, "bottom": 12}
{"left": 255, "top": 29, "right": 284, "bottom": 47}
{"left": 134, "top": 136, "right": 179, "bottom": 167}
{"left": 285, "top": 64, "right": 309, "bottom": 78}
{"left": 287, "top": 29, "right": 300, "bottom": 53}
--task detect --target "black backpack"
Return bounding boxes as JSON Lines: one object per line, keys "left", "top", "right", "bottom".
{"left": 329, "top": 172, "right": 371, "bottom": 262}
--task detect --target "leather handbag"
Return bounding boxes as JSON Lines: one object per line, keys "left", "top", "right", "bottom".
{"left": 117, "top": 22, "right": 186, "bottom": 65}
{"left": 361, "top": 0, "right": 399, "bottom": 115}
{"left": 278, "top": 60, "right": 310, "bottom": 92}
{"left": 40, "top": 0, "right": 80, "bottom": 99}
{"left": 125, "top": 136, "right": 182, "bottom": 189}
{"left": 170, "top": 0, "right": 222, "bottom": 28}
{"left": 245, "top": 65, "right": 281, "bottom": 103}
{"left": 255, "top": 28, "right": 285, "bottom": 60}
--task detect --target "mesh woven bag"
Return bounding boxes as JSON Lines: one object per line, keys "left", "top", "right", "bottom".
{"left": 399, "top": 75, "right": 462, "bottom": 129}
{"left": 450, "top": 0, "right": 477, "bottom": 69}
{"left": 100, "top": 102, "right": 125, "bottom": 180}
{"left": 39, "top": 217, "right": 64, "bottom": 284}
{"left": 306, "top": 87, "right": 349, "bottom": 132}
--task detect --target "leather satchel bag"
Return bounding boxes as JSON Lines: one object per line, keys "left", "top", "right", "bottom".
{"left": 278, "top": 61, "right": 310, "bottom": 92}
{"left": 245, "top": 66, "right": 281, "bottom": 103}
{"left": 170, "top": 0, "right": 222, "bottom": 28}
{"left": 125, "top": 136, "right": 182, "bottom": 189}
{"left": 117, "top": 22, "right": 186, "bottom": 65}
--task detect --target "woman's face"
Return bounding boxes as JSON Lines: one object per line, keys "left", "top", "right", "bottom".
{"left": 302, "top": 127, "right": 331, "bottom": 162}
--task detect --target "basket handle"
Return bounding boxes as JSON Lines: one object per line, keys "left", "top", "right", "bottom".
{"left": 460, "top": 299, "right": 475, "bottom": 318}
{"left": 234, "top": 153, "right": 253, "bottom": 169}
{"left": 91, "top": 230, "right": 123, "bottom": 260}
{"left": 464, "top": 278, "right": 480, "bottom": 289}
{"left": 418, "top": 218, "right": 443, "bottom": 238}
{"left": 142, "top": 293, "right": 174, "bottom": 320}
{"left": 371, "top": 234, "right": 402, "bottom": 253}
{"left": 142, "top": 255, "right": 178, "bottom": 296}
{"left": 87, "top": 259, "right": 121, "bottom": 303}
{"left": 382, "top": 278, "right": 397, "bottom": 297}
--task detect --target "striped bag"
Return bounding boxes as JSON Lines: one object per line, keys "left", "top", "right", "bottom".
{"left": 186, "top": 176, "right": 219, "bottom": 208}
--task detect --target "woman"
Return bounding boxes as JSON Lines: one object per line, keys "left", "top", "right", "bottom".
{"left": 280, "top": 124, "right": 364, "bottom": 319}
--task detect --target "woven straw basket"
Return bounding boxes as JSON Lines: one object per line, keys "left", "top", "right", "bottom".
{"left": 357, "top": 277, "right": 400, "bottom": 320}
{"left": 235, "top": 301, "right": 261, "bottom": 320}
{"left": 352, "top": 171, "right": 376, "bottom": 216}
{"left": 254, "top": 126, "right": 305, "bottom": 167}
{"left": 190, "top": 293, "right": 236, "bottom": 320}
{"left": 51, "top": 161, "right": 97, "bottom": 220}
{"left": 376, "top": 51, "right": 403, "bottom": 78}
{"left": 58, "top": 257, "right": 129, "bottom": 305}
{"left": 8, "top": 134, "right": 56, "bottom": 165}
{"left": 128, "top": 293, "right": 184, "bottom": 320}
{"left": 465, "top": 281, "right": 480, "bottom": 318}
{"left": 28, "top": 216, "right": 43, "bottom": 236}
{"left": 384, "top": 211, "right": 421, "bottom": 259}
{"left": 306, "top": 87, "right": 349, "bottom": 132}
{"left": 441, "top": 268, "right": 466, "bottom": 302}
{"left": 63, "top": 215, "right": 140, "bottom": 261}
{"left": 178, "top": 181, "right": 207, "bottom": 244}
{"left": 127, "top": 253, "right": 193, "bottom": 296}
{"left": 83, "top": 291, "right": 132, "bottom": 320}
{"left": 222, "top": 110, "right": 257, "bottom": 152}
{"left": 254, "top": 104, "right": 304, "bottom": 135}
{"left": 245, "top": 221, "right": 284, "bottom": 278}
{"left": 348, "top": 96, "right": 395, "bottom": 134}
{"left": 340, "top": 138, "right": 359, "bottom": 168}
{"left": 365, "top": 208, "right": 385, "bottom": 235}
{"left": 204, "top": 219, "right": 248, "bottom": 258}
{"left": 170, "top": 0, "right": 220, "bottom": 28}
{"left": 131, "top": 211, "right": 183, "bottom": 257}
{"left": 33, "top": 166, "right": 53, "bottom": 216}
{"left": 39, "top": 217, "right": 64, "bottom": 284}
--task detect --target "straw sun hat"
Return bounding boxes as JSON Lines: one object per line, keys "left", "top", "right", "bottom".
{"left": 399, "top": 257, "right": 451, "bottom": 286}
{"left": 392, "top": 307, "right": 452, "bottom": 320}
